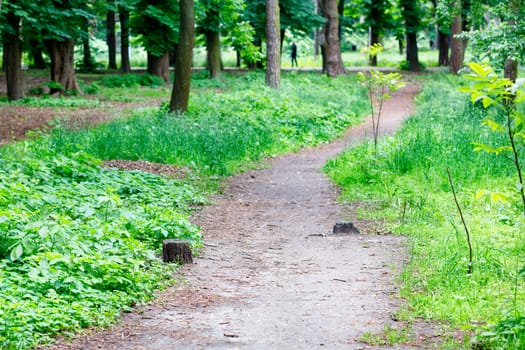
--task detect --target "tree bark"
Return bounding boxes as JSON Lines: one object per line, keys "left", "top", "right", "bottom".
{"left": 369, "top": 27, "right": 379, "bottom": 66}
{"left": 504, "top": 0, "right": 520, "bottom": 82}
{"left": 266, "top": 0, "right": 281, "bottom": 88}
{"left": 107, "top": 10, "right": 117, "bottom": 70}
{"left": 405, "top": 32, "right": 420, "bottom": 72}
{"left": 29, "top": 39, "right": 47, "bottom": 69}
{"left": 170, "top": 0, "right": 194, "bottom": 113}
{"left": 47, "top": 39, "right": 81, "bottom": 94}
{"left": 4, "top": 12, "right": 24, "bottom": 101}
{"left": 205, "top": 29, "right": 221, "bottom": 79}
{"left": 437, "top": 30, "right": 449, "bottom": 66}
{"left": 338, "top": 0, "right": 345, "bottom": 41}
{"left": 147, "top": 51, "right": 170, "bottom": 82}
{"left": 449, "top": 12, "right": 463, "bottom": 74}
{"left": 319, "top": 0, "right": 345, "bottom": 77}
{"left": 82, "top": 18, "right": 96, "bottom": 72}
{"left": 162, "top": 239, "right": 193, "bottom": 264}
{"left": 119, "top": 7, "right": 131, "bottom": 73}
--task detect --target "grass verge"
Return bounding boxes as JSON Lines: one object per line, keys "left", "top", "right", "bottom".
{"left": 325, "top": 73, "right": 525, "bottom": 349}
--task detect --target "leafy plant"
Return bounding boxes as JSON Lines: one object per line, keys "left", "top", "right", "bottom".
{"left": 358, "top": 44, "right": 406, "bottom": 149}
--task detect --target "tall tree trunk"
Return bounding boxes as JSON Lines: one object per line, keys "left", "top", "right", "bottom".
{"left": 205, "top": 29, "right": 221, "bottom": 79}
{"left": 405, "top": 32, "right": 420, "bottom": 72}
{"left": 119, "top": 7, "right": 131, "bottom": 73}
{"left": 338, "top": 0, "right": 345, "bottom": 41}
{"left": 47, "top": 39, "right": 81, "bottom": 94}
{"left": 107, "top": 10, "right": 117, "bottom": 70}
{"left": 266, "top": 0, "right": 281, "bottom": 88}
{"left": 319, "top": 0, "right": 345, "bottom": 77}
{"left": 437, "top": 30, "right": 449, "bottom": 66}
{"left": 170, "top": 0, "right": 194, "bottom": 113}
{"left": 4, "top": 12, "right": 23, "bottom": 101}
{"left": 449, "top": 10, "right": 463, "bottom": 74}
{"left": 29, "top": 39, "right": 47, "bottom": 69}
{"left": 82, "top": 18, "right": 95, "bottom": 72}
{"left": 147, "top": 51, "right": 170, "bottom": 82}
{"left": 400, "top": 0, "right": 421, "bottom": 71}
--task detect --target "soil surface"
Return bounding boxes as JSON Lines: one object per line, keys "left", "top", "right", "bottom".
{"left": 37, "top": 83, "right": 429, "bottom": 349}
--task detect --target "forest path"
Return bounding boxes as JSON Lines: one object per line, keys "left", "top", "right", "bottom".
{"left": 47, "top": 83, "right": 421, "bottom": 350}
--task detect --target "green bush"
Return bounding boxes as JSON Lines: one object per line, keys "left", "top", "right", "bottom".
{"left": 101, "top": 74, "right": 164, "bottom": 88}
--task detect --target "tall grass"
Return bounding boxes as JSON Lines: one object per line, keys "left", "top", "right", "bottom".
{"left": 49, "top": 72, "right": 369, "bottom": 176}
{"left": 325, "top": 73, "right": 525, "bottom": 348}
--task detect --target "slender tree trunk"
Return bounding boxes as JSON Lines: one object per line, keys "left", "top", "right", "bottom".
{"left": 119, "top": 7, "right": 131, "bottom": 73}
{"left": 147, "top": 51, "right": 170, "bottom": 82}
{"left": 107, "top": 10, "right": 117, "bottom": 70}
{"left": 369, "top": 26, "right": 379, "bottom": 66}
{"left": 170, "top": 0, "right": 194, "bottom": 113}
{"left": 4, "top": 12, "right": 23, "bottom": 101}
{"left": 82, "top": 18, "right": 95, "bottom": 72}
{"left": 319, "top": 0, "right": 345, "bottom": 77}
{"left": 450, "top": 10, "right": 463, "bottom": 74}
{"left": 47, "top": 39, "right": 82, "bottom": 94}
{"left": 205, "top": 29, "right": 221, "bottom": 79}
{"left": 438, "top": 30, "right": 449, "bottom": 66}
{"left": 405, "top": 32, "right": 420, "bottom": 72}
{"left": 236, "top": 50, "right": 241, "bottom": 67}
{"left": 266, "top": 0, "right": 281, "bottom": 88}
{"left": 504, "top": 0, "right": 520, "bottom": 82}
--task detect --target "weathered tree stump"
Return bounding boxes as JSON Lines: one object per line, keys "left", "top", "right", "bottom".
{"left": 162, "top": 239, "right": 193, "bottom": 264}
{"left": 332, "top": 222, "right": 360, "bottom": 235}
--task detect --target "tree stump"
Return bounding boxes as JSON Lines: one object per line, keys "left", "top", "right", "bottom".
{"left": 162, "top": 239, "right": 193, "bottom": 264}
{"left": 332, "top": 222, "right": 360, "bottom": 235}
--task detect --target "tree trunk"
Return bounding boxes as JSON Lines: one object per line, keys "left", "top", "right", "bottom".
{"left": 338, "top": 0, "right": 345, "bottom": 41}
{"left": 29, "top": 39, "right": 47, "bottom": 69}
{"left": 170, "top": 0, "right": 194, "bottom": 113}
{"left": 147, "top": 51, "right": 170, "bottom": 82}
{"left": 504, "top": 0, "right": 520, "bottom": 82}
{"left": 47, "top": 39, "right": 81, "bottom": 94}
{"left": 405, "top": 32, "right": 420, "bottom": 72}
{"left": 319, "top": 0, "right": 345, "bottom": 77}
{"left": 450, "top": 12, "right": 463, "bottom": 74}
{"left": 205, "top": 29, "right": 221, "bottom": 79}
{"left": 107, "top": 10, "right": 117, "bottom": 70}
{"left": 369, "top": 26, "right": 379, "bottom": 66}
{"left": 82, "top": 18, "right": 95, "bottom": 72}
{"left": 4, "top": 12, "right": 23, "bottom": 101}
{"left": 437, "top": 30, "right": 449, "bottom": 66}
{"left": 119, "top": 7, "right": 131, "bottom": 73}
{"left": 266, "top": 0, "right": 281, "bottom": 88}
{"left": 236, "top": 50, "right": 241, "bottom": 67}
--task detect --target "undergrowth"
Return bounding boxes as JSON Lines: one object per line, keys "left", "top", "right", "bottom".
{"left": 0, "top": 71, "right": 369, "bottom": 349}
{"left": 50, "top": 72, "right": 369, "bottom": 176}
{"left": 325, "top": 73, "right": 525, "bottom": 349}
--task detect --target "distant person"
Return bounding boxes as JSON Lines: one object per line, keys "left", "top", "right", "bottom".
{"left": 291, "top": 42, "right": 298, "bottom": 67}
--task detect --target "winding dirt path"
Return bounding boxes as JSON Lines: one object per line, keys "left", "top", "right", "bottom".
{"left": 46, "top": 83, "right": 421, "bottom": 350}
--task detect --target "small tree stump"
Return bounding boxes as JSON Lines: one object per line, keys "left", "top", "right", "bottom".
{"left": 332, "top": 222, "right": 360, "bottom": 235}
{"left": 162, "top": 239, "right": 193, "bottom": 264}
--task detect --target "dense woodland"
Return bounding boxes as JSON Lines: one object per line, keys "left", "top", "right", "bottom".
{"left": 1, "top": 0, "right": 525, "bottom": 349}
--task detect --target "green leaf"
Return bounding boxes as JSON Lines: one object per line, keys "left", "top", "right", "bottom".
{"left": 482, "top": 119, "right": 505, "bottom": 132}
{"left": 490, "top": 192, "right": 508, "bottom": 203}
{"left": 10, "top": 244, "right": 23, "bottom": 261}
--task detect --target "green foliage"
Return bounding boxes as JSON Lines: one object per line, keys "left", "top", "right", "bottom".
{"left": 50, "top": 72, "right": 369, "bottom": 176}
{"left": 0, "top": 144, "right": 204, "bottom": 349}
{"left": 358, "top": 45, "right": 406, "bottom": 148}
{"left": 325, "top": 74, "right": 525, "bottom": 348}
{"left": 100, "top": 74, "right": 164, "bottom": 88}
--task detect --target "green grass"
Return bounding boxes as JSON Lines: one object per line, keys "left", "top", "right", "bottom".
{"left": 0, "top": 70, "right": 370, "bottom": 349}
{"left": 324, "top": 73, "right": 525, "bottom": 349}
{"left": 49, "top": 72, "right": 369, "bottom": 176}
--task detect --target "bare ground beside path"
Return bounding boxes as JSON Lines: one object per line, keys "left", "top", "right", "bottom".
{"left": 46, "top": 84, "right": 424, "bottom": 350}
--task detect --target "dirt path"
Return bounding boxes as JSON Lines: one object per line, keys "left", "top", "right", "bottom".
{"left": 45, "top": 83, "right": 421, "bottom": 350}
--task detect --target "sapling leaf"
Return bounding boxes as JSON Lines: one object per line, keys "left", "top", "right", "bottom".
{"left": 10, "top": 244, "right": 23, "bottom": 261}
